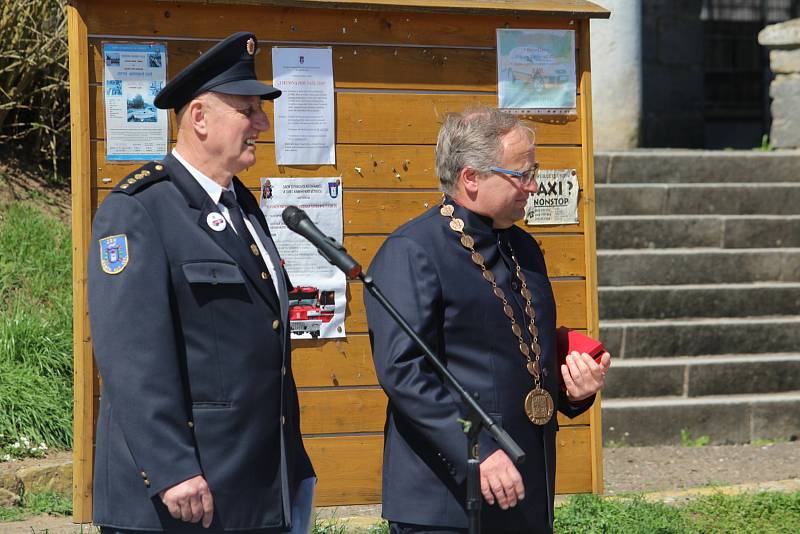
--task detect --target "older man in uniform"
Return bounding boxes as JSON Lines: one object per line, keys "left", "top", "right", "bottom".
{"left": 364, "top": 107, "right": 611, "bottom": 534}
{"left": 88, "top": 32, "right": 314, "bottom": 533}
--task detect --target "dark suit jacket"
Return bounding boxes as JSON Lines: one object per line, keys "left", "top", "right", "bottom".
{"left": 364, "top": 200, "right": 593, "bottom": 533}
{"left": 88, "top": 154, "right": 313, "bottom": 531}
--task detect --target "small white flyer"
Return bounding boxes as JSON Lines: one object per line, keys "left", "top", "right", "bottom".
{"left": 497, "top": 29, "right": 577, "bottom": 114}
{"left": 272, "top": 47, "right": 335, "bottom": 165}
{"left": 103, "top": 43, "right": 169, "bottom": 161}
{"left": 525, "top": 169, "right": 580, "bottom": 225}
{"left": 259, "top": 177, "right": 346, "bottom": 339}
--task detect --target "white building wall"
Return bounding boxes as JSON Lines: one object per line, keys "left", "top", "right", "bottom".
{"left": 590, "top": 1, "right": 642, "bottom": 149}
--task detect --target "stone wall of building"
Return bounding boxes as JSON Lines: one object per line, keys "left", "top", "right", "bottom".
{"left": 759, "top": 19, "right": 800, "bottom": 149}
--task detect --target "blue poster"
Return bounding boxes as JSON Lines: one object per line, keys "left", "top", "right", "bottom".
{"left": 103, "top": 42, "right": 169, "bottom": 161}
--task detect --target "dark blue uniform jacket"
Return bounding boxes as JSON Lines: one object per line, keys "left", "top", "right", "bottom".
{"left": 364, "top": 200, "right": 593, "bottom": 533}
{"left": 88, "top": 154, "right": 314, "bottom": 532}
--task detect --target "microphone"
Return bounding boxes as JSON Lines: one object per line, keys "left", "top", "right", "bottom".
{"left": 281, "top": 206, "right": 362, "bottom": 279}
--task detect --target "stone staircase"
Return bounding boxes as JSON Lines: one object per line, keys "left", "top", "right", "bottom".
{"left": 594, "top": 150, "right": 800, "bottom": 446}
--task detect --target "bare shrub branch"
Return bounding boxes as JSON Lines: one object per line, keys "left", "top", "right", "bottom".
{"left": 0, "top": 0, "right": 69, "bottom": 184}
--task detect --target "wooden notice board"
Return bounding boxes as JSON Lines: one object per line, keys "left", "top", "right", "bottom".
{"left": 68, "top": 0, "right": 610, "bottom": 522}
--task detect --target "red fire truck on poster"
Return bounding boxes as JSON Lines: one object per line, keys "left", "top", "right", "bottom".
{"left": 288, "top": 286, "right": 336, "bottom": 338}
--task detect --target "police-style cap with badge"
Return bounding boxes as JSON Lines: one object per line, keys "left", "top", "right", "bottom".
{"left": 154, "top": 31, "right": 280, "bottom": 111}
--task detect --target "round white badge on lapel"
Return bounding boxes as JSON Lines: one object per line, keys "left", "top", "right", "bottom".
{"left": 207, "top": 212, "right": 227, "bottom": 232}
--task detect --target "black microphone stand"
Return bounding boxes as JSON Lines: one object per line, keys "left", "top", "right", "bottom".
{"left": 358, "top": 271, "right": 526, "bottom": 534}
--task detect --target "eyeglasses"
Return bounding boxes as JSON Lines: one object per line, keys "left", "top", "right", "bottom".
{"left": 489, "top": 163, "right": 540, "bottom": 185}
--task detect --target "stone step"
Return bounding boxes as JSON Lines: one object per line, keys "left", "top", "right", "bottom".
{"left": 598, "top": 248, "right": 800, "bottom": 286}
{"left": 595, "top": 183, "right": 800, "bottom": 216}
{"left": 603, "top": 353, "right": 800, "bottom": 399}
{"left": 599, "top": 283, "right": 800, "bottom": 320}
{"left": 599, "top": 316, "right": 800, "bottom": 359}
{"left": 601, "top": 391, "right": 800, "bottom": 446}
{"left": 595, "top": 150, "right": 800, "bottom": 184}
{"left": 597, "top": 215, "right": 800, "bottom": 249}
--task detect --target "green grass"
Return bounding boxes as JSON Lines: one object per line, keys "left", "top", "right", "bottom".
{"left": 364, "top": 522, "right": 389, "bottom": 533}
{"left": 679, "top": 428, "right": 710, "bottom": 448}
{"left": 312, "top": 517, "right": 388, "bottom": 534}
{"left": 554, "top": 491, "right": 800, "bottom": 534}
{"left": 750, "top": 437, "right": 791, "bottom": 446}
{"left": 752, "top": 134, "right": 775, "bottom": 152}
{"left": 313, "top": 516, "right": 350, "bottom": 534}
{"left": 0, "top": 490, "right": 72, "bottom": 520}
{"left": 0, "top": 201, "right": 72, "bottom": 456}
{"left": 555, "top": 494, "right": 693, "bottom": 533}
{"left": 310, "top": 492, "right": 800, "bottom": 533}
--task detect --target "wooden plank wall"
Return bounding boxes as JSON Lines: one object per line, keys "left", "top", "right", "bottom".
{"left": 72, "top": 0, "right": 601, "bottom": 517}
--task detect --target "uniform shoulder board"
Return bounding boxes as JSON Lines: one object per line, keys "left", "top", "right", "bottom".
{"left": 113, "top": 161, "right": 169, "bottom": 195}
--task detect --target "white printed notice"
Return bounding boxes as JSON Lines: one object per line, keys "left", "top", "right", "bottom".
{"left": 259, "top": 177, "right": 346, "bottom": 339}
{"left": 102, "top": 43, "right": 169, "bottom": 161}
{"left": 272, "top": 47, "right": 335, "bottom": 165}
{"left": 525, "top": 169, "right": 580, "bottom": 225}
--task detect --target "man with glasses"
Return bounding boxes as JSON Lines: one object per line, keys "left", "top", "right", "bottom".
{"left": 88, "top": 32, "right": 314, "bottom": 533}
{"left": 364, "top": 106, "right": 610, "bottom": 534}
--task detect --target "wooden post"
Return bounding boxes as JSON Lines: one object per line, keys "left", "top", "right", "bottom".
{"left": 67, "top": 0, "right": 96, "bottom": 522}
{"left": 577, "top": 17, "right": 605, "bottom": 494}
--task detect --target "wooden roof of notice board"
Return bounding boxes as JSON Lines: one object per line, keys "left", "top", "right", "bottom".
{"left": 169, "top": 0, "right": 612, "bottom": 18}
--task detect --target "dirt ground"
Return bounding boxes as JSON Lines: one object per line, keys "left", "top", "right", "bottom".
{"left": 0, "top": 163, "right": 71, "bottom": 220}
{"left": 0, "top": 451, "right": 72, "bottom": 477}
{"left": 1, "top": 441, "right": 798, "bottom": 533}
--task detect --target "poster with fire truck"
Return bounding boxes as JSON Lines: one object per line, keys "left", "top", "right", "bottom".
{"left": 259, "top": 177, "right": 346, "bottom": 339}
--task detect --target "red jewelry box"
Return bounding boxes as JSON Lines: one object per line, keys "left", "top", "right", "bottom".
{"left": 556, "top": 326, "right": 605, "bottom": 366}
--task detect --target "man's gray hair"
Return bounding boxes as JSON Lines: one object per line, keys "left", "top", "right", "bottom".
{"left": 435, "top": 106, "right": 531, "bottom": 194}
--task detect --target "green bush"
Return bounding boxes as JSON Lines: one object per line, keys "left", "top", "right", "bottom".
{"left": 0, "top": 0, "right": 69, "bottom": 184}
{"left": 0, "top": 201, "right": 72, "bottom": 454}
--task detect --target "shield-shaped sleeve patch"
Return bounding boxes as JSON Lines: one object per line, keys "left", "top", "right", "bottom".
{"left": 99, "top": 234, "right": 129, "bottom": 274}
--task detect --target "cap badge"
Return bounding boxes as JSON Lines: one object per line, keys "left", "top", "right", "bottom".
{"left": 246, "top": 38, "right": 255, "bottom": 56}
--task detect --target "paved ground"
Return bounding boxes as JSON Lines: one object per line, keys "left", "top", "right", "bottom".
{"left": 603, "top": 441, "right": 800, "bottom": 494}
{"left": 2, "top": 441, "right": 798, "bottom": 533}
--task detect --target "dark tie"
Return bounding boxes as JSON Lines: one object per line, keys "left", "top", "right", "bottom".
{"left": 219, "top": 190, "right": 273, "bottom": 280}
